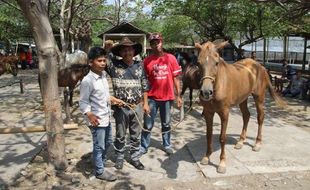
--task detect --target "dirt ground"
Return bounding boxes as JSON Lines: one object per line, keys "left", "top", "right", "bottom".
{"left": 7, "top": 125, "right": 310, "bottom": 190}
{"left": 1, "top": 69, "right": 310, "bottom": 190}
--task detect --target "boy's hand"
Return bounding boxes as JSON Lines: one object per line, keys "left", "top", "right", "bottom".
{"left": 86, "top": 112, "right": 100, "bottom": 127}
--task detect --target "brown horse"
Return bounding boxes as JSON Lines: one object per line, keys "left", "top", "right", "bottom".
{"left": 195, "top": 41, "right": 286, "bottom": 174}
{"left": 0, "top": 55, "right": 18, "bottom": 76}
{"left": 58, "top": 63, "right": 90, "bottom": 106}
{"left": 181, "top": 63, "right": 201, "bottom": 107}
{"left": 58, "top": 63, "right": 89, "bottom": 123}
{"left": 39, "top": 63, "right": 89, "bottom": 123}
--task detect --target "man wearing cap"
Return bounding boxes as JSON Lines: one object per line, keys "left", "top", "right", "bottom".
{"left": 140, "top": 33, "right": 182, "bottom": 156}
{"left": 106, "top": 37, "right": 149, "bottom": 170}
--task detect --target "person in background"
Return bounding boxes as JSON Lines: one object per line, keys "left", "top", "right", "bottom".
{"left": 237, "top": 49, "right": 246, "bottom": 61}
{"left": 282, "top": 70, "right": 304, "bottom": 98}
{"left": 301, "top": 78, "right": 310, "bottom": 100}
{"left": 26, "top": 47, "right": 33, "bottom": 69}
{"left": 139, "top": 33, "right": 182, "bottom": 157}
{"left": 19, "top": 49, "right": 27, "bottom": 70}
{"left": 190, "top": 51, "right": 198, "bottom": 65}
{"left": 250, "top": 51, "right": 256, "bottom": 60}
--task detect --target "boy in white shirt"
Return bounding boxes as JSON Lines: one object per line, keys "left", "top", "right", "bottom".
{"left": 80, "top": 47, "right": 123, "bottom": 181}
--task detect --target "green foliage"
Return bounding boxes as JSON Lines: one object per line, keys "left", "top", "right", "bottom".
{"left": 150, "top": 0, "right": 309, "bottom": 46}
{"left": 0, "top": 3, "right": 31, "bottom": 45}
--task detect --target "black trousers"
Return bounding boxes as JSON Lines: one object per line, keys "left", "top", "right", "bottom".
{"left": 113, "top": 103, "right": 142, "bottom": 161}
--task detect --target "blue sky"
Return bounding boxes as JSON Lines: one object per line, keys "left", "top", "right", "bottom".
{"left": 106, "top": 0, "right": 151, "bottom": 13}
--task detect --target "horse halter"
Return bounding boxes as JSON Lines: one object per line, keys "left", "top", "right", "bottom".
{"left": 200, "top": 75, "right": 215, "bottom": 84}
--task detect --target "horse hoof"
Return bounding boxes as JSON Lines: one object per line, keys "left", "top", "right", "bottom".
{"left": 252, "top": 144, "right": 262, "bottom": 152}
{"left": 234, "top": 142, "right": 243, "bottom": 149}
{"left": 200, "top": 157, "right": 209, "bottom": 165}
{"left": 217, "top": 166, "right": 226, "bottom": 174}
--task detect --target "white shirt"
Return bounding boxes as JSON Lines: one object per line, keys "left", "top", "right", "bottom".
{"left": 79, "top": 70, "right": 110, "bottom": 127}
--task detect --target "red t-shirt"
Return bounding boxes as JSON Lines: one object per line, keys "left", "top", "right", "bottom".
{"left": 143, "top": 53, "right": 182, "bottom": 101}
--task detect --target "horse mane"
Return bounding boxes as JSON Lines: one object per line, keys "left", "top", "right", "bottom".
{"left": 69, "top": 63, "right": 90, "bottom": 69}
{"left": 214, "top": 58, "right": 228, "bottom": 100}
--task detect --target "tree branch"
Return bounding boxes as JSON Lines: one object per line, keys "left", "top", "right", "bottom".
{"left": 1, "top": 0, "right": 21, "bottom": 11}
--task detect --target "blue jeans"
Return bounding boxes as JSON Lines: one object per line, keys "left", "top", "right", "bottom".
{"left": 140, "top": 98, "right": 173, "bottom": 153}
{"left": 89, "top": 124, "right": 112, "bottom": 175}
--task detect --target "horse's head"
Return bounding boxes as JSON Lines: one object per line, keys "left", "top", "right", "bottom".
{"left": 195, "top": 41, "right": 228, "bottom": 101}
{"left": 70, "top": 64, "right": 90, "bottom": 79}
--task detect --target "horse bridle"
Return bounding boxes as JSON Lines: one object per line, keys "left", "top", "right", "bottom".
{"left": 200, "top": 75, "right": 215, "bottom": 84}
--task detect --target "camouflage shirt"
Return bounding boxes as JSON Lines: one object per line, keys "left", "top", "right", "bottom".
{"left": 106, "top": 59, "right": 149, "bottom": 104}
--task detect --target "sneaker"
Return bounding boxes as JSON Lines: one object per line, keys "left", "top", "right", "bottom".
{"left": 105, "top": 160, "right": 114, "bottom": 168}
{"left": 165, "top": 148, "right": 174, "bottom": 155}
{"left": 96, "top": 170, "right": 117, "bottom": 181}
{"left": 130, "top": 160, "right": 145, "bottom": 170}
{"left": 114, "top": 159, "right": 123, "bottom": 170}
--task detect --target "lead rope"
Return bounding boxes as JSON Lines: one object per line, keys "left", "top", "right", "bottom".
{"left": 123, "top": 90, "right": 201, "bottom": 134}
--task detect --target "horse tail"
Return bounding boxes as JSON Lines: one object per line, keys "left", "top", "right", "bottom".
{"left": 265, "top": 70, "right": 287, "bottom": 108}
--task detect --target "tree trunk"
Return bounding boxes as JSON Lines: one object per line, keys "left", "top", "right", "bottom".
{"left": 17, "top": 0, "right": 67, "bottom": 170}
{"left": 80, "top": 35, "right": 91, "bottom": 52}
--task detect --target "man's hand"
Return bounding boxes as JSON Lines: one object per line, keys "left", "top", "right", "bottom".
{"left": 110, "top": 96, "right": 125, "bottom": 107}
{"left": 143, "top": 103, "right": 150, "bottom": 115}
{"left": 176, "top": 95, "right": 183, "bottom": 108}
{"left": 86, "top": 112, "right": 100, "bottom": 127}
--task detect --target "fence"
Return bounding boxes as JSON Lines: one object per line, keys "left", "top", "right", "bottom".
{"left": 244, "top": 51, "right": 310, "bottom": 65}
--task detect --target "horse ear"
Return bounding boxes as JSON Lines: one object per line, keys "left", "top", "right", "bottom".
{"left": 216, "top": 41, "right": 229, "bottom": 50}
{"left": 195, "top": 43, "right": 202, "bottom": 50}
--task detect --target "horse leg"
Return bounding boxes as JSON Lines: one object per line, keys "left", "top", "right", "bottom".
{"left": 181, "top": 83, "right": 187, "bottom": 102}
{"left": 189, "top": 88, "right": 193, "bottom": 107}
{"left": 217, "top": 108, "right": 229, "bottom": 174}
{"left": 235, "top": 99, "right": 250, "bottom": 149}
{"left": 201, "top": 109, "right": 214, "bottom": 165}
{"left": 252, "top": 95, "right": 265, "bottom": 152}
{"left": 69, "top": 87, "right": 74, "bottom": 107}
{"left": 64, "top": 87, "right": 73, "bottom": 124}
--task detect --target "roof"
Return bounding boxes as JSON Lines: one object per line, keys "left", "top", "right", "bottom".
{"left": 288, "top": 32, "right": 310, "bottom": 39}
{"left": 97, "top": 22, "right": 149, "bottom": 39}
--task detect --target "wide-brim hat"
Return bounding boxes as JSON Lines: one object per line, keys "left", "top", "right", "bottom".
{"left": 111, "top": 37, "right": 142, "bottom": 56}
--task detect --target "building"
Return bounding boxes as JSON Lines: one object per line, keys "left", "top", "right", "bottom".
{"left": 98, "top": 22, "right": 149, "bottom": 55}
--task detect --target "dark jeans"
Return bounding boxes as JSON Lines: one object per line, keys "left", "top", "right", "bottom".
{"left": 140, "top": 98, "right": 173, "bottom": 154}
{"left": 113, "top": 104, "right": 142, "bottom": 161}
{"left": 282, "top": 88, "right": 301, "bottom": 97}
{"left": 89, "top": 124, "right": 112, "bottom": 175}
{"left": 21, "top": 60, "right": 27, "bottom": 70}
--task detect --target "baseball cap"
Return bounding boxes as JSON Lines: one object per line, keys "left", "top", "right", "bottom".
{"left": 148, "top": 33, "right": 163, "bottom": 42}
